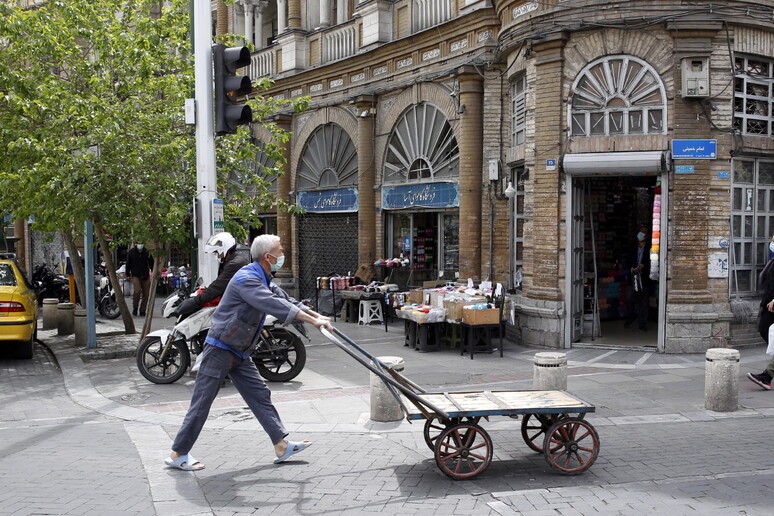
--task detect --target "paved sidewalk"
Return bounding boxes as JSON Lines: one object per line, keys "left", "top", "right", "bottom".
{"left": 2, "top": 308, "right": 774, "bottom": 515}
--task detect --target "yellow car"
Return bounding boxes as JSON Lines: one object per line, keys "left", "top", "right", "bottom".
{"left": 0, "top": 256, "right": 38, "bottom": 359}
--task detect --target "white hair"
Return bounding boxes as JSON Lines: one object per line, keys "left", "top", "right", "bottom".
{"left": 250, "top": 234, "right": 281, "bottom": 262}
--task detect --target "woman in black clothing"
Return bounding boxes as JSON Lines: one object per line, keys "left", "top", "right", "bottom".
{"left": 749, "top": 233, "right": 774, "bottom": 390}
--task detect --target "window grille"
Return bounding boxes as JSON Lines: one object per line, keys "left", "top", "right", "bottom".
{"left": 731, "top": 157, "right": 774, "bottom": 294}
{"left": 734, "top": 55, "right": 774, "bottom": 137}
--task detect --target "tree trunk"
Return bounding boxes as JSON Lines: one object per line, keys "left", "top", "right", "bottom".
{"left": 140, "top": 244, "right": 163, "bottom": 340}
{"left": 60, "top": 229, "right": 86, "bottom": 307}
{"left": 93, "top": 219, "right": 136, "bottom": 334}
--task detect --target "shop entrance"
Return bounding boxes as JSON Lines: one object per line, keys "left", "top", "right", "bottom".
{"left": 568, "top": 175, "right": 663, "bottom": 348}
{"left": 386, "top": 211, "right": 459, "bottom": 288}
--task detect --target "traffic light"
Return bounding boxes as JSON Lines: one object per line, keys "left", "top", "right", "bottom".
{"left": 213, "top": 44, "right": 253, "bottom": 135}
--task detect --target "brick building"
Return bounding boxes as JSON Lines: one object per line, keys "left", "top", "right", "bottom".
{"left": 219, "top": 0, "right": 774, "bottom": 353}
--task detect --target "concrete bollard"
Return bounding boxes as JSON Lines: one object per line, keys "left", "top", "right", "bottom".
{"left": 370, "top": 356, "right": 405, "bottom": 422}
{"left": 533, "top": 352, "right": 568, "bottom": 390}
{"left": 57, "top": 302, "right": 75, "bottom": 336}
{"left": 705, "top": 348, "right": 739, "bottom": 412}
{"left": 73, "top": 309, "right": 87, "bottom": 345}
{"left": 42, "top": 298, "right": 59, "bottom": 330}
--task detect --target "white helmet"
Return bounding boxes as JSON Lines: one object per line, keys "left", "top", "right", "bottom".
{"left": 205, "top": 232, "right": 236, "bottom": 262}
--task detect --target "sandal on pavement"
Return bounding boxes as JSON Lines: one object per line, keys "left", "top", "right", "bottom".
{"left": 164, "top": 454, "right": 205, "bottom": 471}
{"left": 274, "top": 440, "right": 312, "bottom": 464}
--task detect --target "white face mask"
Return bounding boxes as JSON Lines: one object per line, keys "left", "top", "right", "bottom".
{"left": 136, "top": 244, "right": 144, "bottom": 250}
{"left": 769, "top": 242, "right": 774, "bottom": 254}
{"left": 637, "top": 232, "right": 646, "bottom": 242}
{"left": 268, "top": 253, "right": 285, "bottom": 272}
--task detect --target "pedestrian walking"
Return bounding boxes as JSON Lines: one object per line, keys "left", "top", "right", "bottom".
{"left": 748, "top": 233, "right": 774, "bottom": 390}
{"left": 165, "top": 234, "right": 333, "bottom": 471}
{"left": 125, "top": 242, "right": 153, "bottom": 316}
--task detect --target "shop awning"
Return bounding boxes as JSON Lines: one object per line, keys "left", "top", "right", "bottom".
{"left": 561, "top": 151, "right": 668, "bottom": 176}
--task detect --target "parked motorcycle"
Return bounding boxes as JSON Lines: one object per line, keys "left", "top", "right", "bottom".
{"left": 95, "top": 275, "right": 120, "bottom": 319}
{"left": 32, "top": 263, "right": 70, "bottom": 305}
{"left": 136, "top": 286, "right": 308, "bottom": 384}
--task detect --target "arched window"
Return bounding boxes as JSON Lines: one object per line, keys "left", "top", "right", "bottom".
{"left": 569, "top": 55, "right": 667, "bottom": 137}
{"left": 383, "top": 103, "right": 459, "bottom": 184}
{"left": 297, "top": 123, "right": 358, "bottom": 190}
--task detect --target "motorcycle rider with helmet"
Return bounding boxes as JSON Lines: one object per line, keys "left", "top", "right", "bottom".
{"left": 175, "top": 232, "right": 248, "bottom": 317}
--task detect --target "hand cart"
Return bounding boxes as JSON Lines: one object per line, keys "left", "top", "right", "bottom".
{"left": 322, "top": 327, "right": 601, "bottom": 480}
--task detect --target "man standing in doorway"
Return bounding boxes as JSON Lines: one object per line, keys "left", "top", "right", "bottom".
{"left": 126, "top": 242, "right": 153, "bottom": 316}
{"left": 625, "top": 224, "right": 651, "bottom": 331}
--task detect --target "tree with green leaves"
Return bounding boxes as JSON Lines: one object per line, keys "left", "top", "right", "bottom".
{"left": 0, "top": 0, "right": 306, "bottom": 337}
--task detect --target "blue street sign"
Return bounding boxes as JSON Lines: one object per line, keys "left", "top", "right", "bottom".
{"left": 675, "top": 165, "right": 694, "bottom": 174}
{"left": 382, "top": 182, "right": 459, "bottom": 210}
{"left": 672, "top": 139, "right": 717, "bottom": 159}
{"left": 297, "top": 187, "right": 359, "bottom": 213}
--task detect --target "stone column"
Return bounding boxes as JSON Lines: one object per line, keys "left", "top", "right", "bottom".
{"left": 254, "top": 1, "right": 267, "bottom": 48}
{"left": 287, "top": 0, "right": 300, "bottom": 30}
{"left": 356, "top": 97, "right": 376, "bottom": 267}
{"left": 243, "top": 2, "right": 255, "bottom": 48}
{"left": 456, "top": 67, "right": 484, "bottom": 281}
{"left": 336, "top": 0, "right": 346, "bottom": 24}
{"left": 320, "top": 0, "right": 331, "bottom": 27}
{"left": 274, "top": 115, "right": 294, "bottom": 278}
{"left": 216, "top": 0, "right": 229, "bottom": 35}
{"left": 277, "top": 0, "right": 288, "bottom": 33}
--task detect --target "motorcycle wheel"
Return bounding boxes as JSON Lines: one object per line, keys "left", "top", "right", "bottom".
{"left": 136, "top": 336, "right": 190, "bottom": 384}
{"left": 99, "top": 295, "right": 121, "bottom": 319}
{"left": 252, "top": 328, "right": 306, "bottom": 382}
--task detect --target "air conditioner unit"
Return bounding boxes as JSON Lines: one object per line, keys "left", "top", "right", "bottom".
{"left": 681, "top": 57, "right": 710, "bottom": 98}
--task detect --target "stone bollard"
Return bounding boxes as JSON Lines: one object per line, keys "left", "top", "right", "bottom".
{"left": 73, "top": 308, "right": 87, "bottom": 345}
{"left": 57, "top": 302, "right": 75, "bottom": 336}
{"left": 42, "top": 298, "right": 59, "bottom": 330}
{"left": 533, "top": 352, "right": 568, "bottom": 390}
{"left": 370, "top": 356, "right": 405, "bottom": 422}
{"left": 705, "top": 348, "right": 739, "bottom": 412}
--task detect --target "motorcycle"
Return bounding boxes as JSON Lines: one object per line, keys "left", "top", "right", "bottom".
{"left": 95, "top": 275, "right": 120, "bottom": 319}
{"left": 32, "top": 263, "right": 70, "bottom": 305}
{"left": 136, "top": 286, "right": 308, "bottom": 384}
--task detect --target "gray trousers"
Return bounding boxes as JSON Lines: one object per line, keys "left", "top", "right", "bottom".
{"left": 172, "top": 344, "right": 287, "bottom": 455}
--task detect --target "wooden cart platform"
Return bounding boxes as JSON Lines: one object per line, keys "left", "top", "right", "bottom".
{"left": 322, "top": 328, "right": 600, "bottom": 480}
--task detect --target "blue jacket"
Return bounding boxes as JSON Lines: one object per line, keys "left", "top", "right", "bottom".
{"left": 205, "top": 261, "right": 307, "bottom": 357}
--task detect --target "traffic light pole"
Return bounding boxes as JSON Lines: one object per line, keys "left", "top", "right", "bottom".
{"left": 193, "top": 0, "right": 218, "bottom": 285}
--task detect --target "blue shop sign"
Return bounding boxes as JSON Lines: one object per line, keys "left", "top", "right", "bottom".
{"left": 672, "top": 139, "right": 717, "bottom": 159}
{"left": 382, "top": 182, "right": 460, "bottom": 210}
{"left": 297, "top": 187, "right": 358, "bottom": 213}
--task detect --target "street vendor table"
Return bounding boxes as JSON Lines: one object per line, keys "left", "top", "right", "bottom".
{"left": 460, "top": 322, "right": 504, "bottom": 359}
{"left": 393, "top": 307, "right": 445, "bottom": 352}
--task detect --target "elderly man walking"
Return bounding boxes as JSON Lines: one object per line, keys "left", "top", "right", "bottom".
{"left": 165, "top": 234, "right": 332, "bottom": 471}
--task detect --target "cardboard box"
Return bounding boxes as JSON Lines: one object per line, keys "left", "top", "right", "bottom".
{"left": 462, "top": 306, "right": 501, "bottom": 325}
{"left": 409, "top": 289, "right": 425, "bottom": 304}
{"left": 428, "top": 290, "right": 446, "bottom": 308}
{"left": 444, "top": 296, "right": 486, "bottom": 321}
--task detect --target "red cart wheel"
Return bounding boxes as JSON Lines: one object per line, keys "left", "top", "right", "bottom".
{"left": 542, "top": 417, "right": 600, "bottom": 475}
{"left": 434, "top": 422, "right": 493, "bottom": 480}
{"left": 423, "top": 417, "right": 459, "bottom": 451}
{"left": 521, "top": 413, "right": 567, "bottom": 453}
